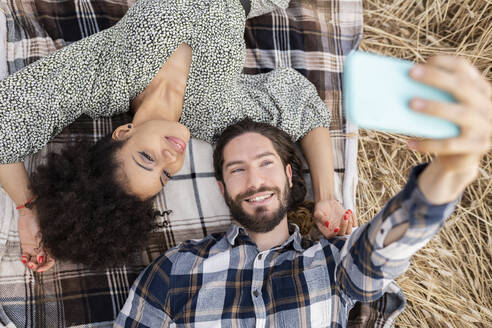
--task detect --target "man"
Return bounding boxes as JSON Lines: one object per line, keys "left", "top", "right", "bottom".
{"left": 115, "top": 56, "right": 491, "bottom": 327}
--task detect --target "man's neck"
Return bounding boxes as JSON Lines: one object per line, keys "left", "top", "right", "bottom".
{"left": 240, "top": 218, "right": 290, "bottom": 251}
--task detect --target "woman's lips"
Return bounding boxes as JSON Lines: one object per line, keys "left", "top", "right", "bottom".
{"left": 165, "top": 136, "right": 187, "bottom": 153}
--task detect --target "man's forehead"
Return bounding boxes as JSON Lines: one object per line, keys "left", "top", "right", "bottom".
{"left": 223, "top": 133, "right": 279, "bottom": 162}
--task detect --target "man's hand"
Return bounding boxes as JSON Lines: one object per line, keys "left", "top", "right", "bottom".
{"left": 18, "top": 207, "right": 55, "bottom": 273}
{"left": 314, "top": 199, "right": 356, "bottom": 238}
{"left": 408, "top": 56, "right": 491, "bottom": 203}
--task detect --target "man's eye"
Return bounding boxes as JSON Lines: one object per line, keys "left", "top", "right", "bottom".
{"left": 261, "top": 161, "right": 273, "bottom": 166}
{"left": 231, "top": 168, "right": 244, "bottom": 174}
{"left": 139, "top": 151, "right": 154, "bottom": 162}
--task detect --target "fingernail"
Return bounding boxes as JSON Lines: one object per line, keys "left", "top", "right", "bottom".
{"left": 28, "top": 263, "right": 34, "bottom": 269}
{"left": 412, "top": 99, "right": 426, "bottom": 110}
{"left": 324, "top": 221, "right": 330, "bottom": 228}
{"left": 38, "top": 256, "right": 44, "bottom": 264}
{"left": 407, "top": 140, "right": 417, "bottom": 150}
{"left": 412, "top": 65, "right": 425, "bottom": 77}
{"left": 21, "top": 258, "right": 27, "bottom": 264}
{"left": 334, "top": 228, "right": 339, "bottom": 233}
{"left": 344, "top": 214, "right": 349, "bottom": 220}
{"left": 347, "top": 209, "right": 352, "bottom": 214}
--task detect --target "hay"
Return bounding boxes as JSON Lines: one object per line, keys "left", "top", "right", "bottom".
{"left": 357, "top": 0, "right": 491, "bottom": 327}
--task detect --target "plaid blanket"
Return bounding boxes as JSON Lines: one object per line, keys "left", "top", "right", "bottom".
{"left": 0, "top": 0, "right": 385, "bottom": 327}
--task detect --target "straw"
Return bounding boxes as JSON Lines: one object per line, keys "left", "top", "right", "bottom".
{"left": 358, "top": 0, "right": 491, "bottom": 326}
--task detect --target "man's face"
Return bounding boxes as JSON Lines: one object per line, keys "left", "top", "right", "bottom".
{"left": 219, "top": 132, "right": 293, "bottom": 233}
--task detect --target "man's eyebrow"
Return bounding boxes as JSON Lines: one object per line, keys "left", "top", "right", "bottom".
{"left": 224, "top": 151, "right": 276, "bottom": 169}
{"left": 132, "top": 155, "right": 152, "bottom": 172}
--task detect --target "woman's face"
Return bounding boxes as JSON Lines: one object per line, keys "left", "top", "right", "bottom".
{"left": 113, "top": 120, "right": 191, "bottom": 199}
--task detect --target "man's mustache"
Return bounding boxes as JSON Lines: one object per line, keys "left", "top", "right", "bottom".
{"left": 236, "top": 186, "right": 281, "bottom": 202}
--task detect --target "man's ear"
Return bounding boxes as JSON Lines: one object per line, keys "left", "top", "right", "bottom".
{"left": 217, "top": 181, "right": 225, "bottom": 196}
{"left": 112, "top": 124, "right": 133, "bottom": 141}
{"left": 285, "top": 164, "right": 293, "bottom": 188}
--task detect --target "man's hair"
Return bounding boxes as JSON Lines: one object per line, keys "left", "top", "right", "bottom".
{"left": 30, "top": 134, "right": 156, "bottom": 269}
{"left": 213, "top": 119, "right": 315, "bottom": 234}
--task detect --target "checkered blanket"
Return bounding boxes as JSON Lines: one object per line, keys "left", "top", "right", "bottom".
{"left": 0, "top": 0, "right": 371, "bottom": 327}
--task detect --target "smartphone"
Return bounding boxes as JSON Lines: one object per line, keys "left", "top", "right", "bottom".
{"left": 343, "top": 51, "right": 459, "bottom": 139}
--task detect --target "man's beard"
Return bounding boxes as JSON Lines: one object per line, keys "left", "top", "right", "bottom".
{"left": 224, "top": 182, "right": 291, "bottom": 233}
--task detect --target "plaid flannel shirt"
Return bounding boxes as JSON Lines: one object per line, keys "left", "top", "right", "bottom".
{"left": 115, "top": 164, "right": 459, "bottom": 327}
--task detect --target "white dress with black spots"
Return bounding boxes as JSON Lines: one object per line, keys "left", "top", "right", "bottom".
{"left": 0, "top": 0, "right": 330, "bottom": 164}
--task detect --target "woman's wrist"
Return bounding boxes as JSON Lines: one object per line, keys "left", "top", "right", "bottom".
{"left": 0, "top": 162, "right": 33, "bottom": 207}
{"left": 311, "top": 174, "right": 336, "bottom": 202}
{"left": 313, "top": 186, "right": 335, "bottom": 203}
{"left": 16, "top": 195, "right": 36, "bottom": 210}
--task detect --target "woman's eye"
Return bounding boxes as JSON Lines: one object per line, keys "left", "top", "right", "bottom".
{"left": 139, "top": 151, "right": 154, "bottom": 162}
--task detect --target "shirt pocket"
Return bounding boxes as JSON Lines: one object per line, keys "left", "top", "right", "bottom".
{"left": 270, "top": 265, "right": 331, "bottom": 327}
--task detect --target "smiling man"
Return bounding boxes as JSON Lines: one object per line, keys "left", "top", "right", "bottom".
{"left": 115, "top": 56, "right": 491, "bottom": 328}
{"left": 219, "top": 133, "right": 293, "bottom": 245}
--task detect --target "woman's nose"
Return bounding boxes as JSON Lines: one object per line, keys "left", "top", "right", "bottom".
{"left": 162, "top": 149, "right": 177, "bottom": 163}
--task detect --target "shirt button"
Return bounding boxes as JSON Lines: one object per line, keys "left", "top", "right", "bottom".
{"left": 253, "top": 290, "right": 259, "bottom": 297}
{"left": 258, "top": 254, "right": 262, "bottom": 260}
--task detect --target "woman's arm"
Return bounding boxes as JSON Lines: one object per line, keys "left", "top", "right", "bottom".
{"left": 300, "top": 127, "right": 335, "bottom": 202}
{"left": 0, "top": 162, "right": 32, "bottom": 207}
{"left": 300, "top": 127, "right": 356, "bottom": 237}
{"left": 0, "top": 163, "right": 55, "bottom": 272}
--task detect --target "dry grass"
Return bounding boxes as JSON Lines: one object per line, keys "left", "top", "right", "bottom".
{"left": 358, "top": 0, "right": 491, "bottom": 327}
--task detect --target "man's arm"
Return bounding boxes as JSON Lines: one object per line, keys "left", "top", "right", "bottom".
{"left": 335, "top": 55, "right": 491, "bottom": 302}
{"left": 334, "top": 163, "right": 459, "bottom": 303}
{"left": 383, "top": 55, "right": 491, "bottom": 245}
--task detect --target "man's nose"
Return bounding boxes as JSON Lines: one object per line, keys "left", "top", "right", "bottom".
{"left": 246, "top": 167, "right": 264, "bottom": 190}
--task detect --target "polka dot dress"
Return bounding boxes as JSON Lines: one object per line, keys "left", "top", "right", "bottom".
{"left": 0, "top": 0, "right": 330, "bottom": 164}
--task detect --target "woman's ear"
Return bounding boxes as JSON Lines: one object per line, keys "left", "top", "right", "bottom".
{"left": 112, "top": 124, "right": 133, "bottom": 141}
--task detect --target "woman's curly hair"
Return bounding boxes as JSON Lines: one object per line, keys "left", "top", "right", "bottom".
{"left": 30, "top": 134, "right": 156, "bottom": 269}
{"left": 213, "top": 118, "right": 315, "bottom": 236}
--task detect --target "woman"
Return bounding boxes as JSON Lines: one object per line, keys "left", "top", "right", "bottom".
{"left": 0, "top": 0, "right": 352, "bottom": 272}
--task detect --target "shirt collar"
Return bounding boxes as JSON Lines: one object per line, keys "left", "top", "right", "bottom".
{"left": 226, "top": 222, "right": 305, "bottom": 252}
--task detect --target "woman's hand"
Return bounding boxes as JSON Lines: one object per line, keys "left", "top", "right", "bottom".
{"left": 408, "top": 56, "right": 491, "bottom": 203}
{"left": 314, "top": 199, "right": 356, "bottom": 238}
{"left": 18, "top": 207, "right": 55, "bottom": 273}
